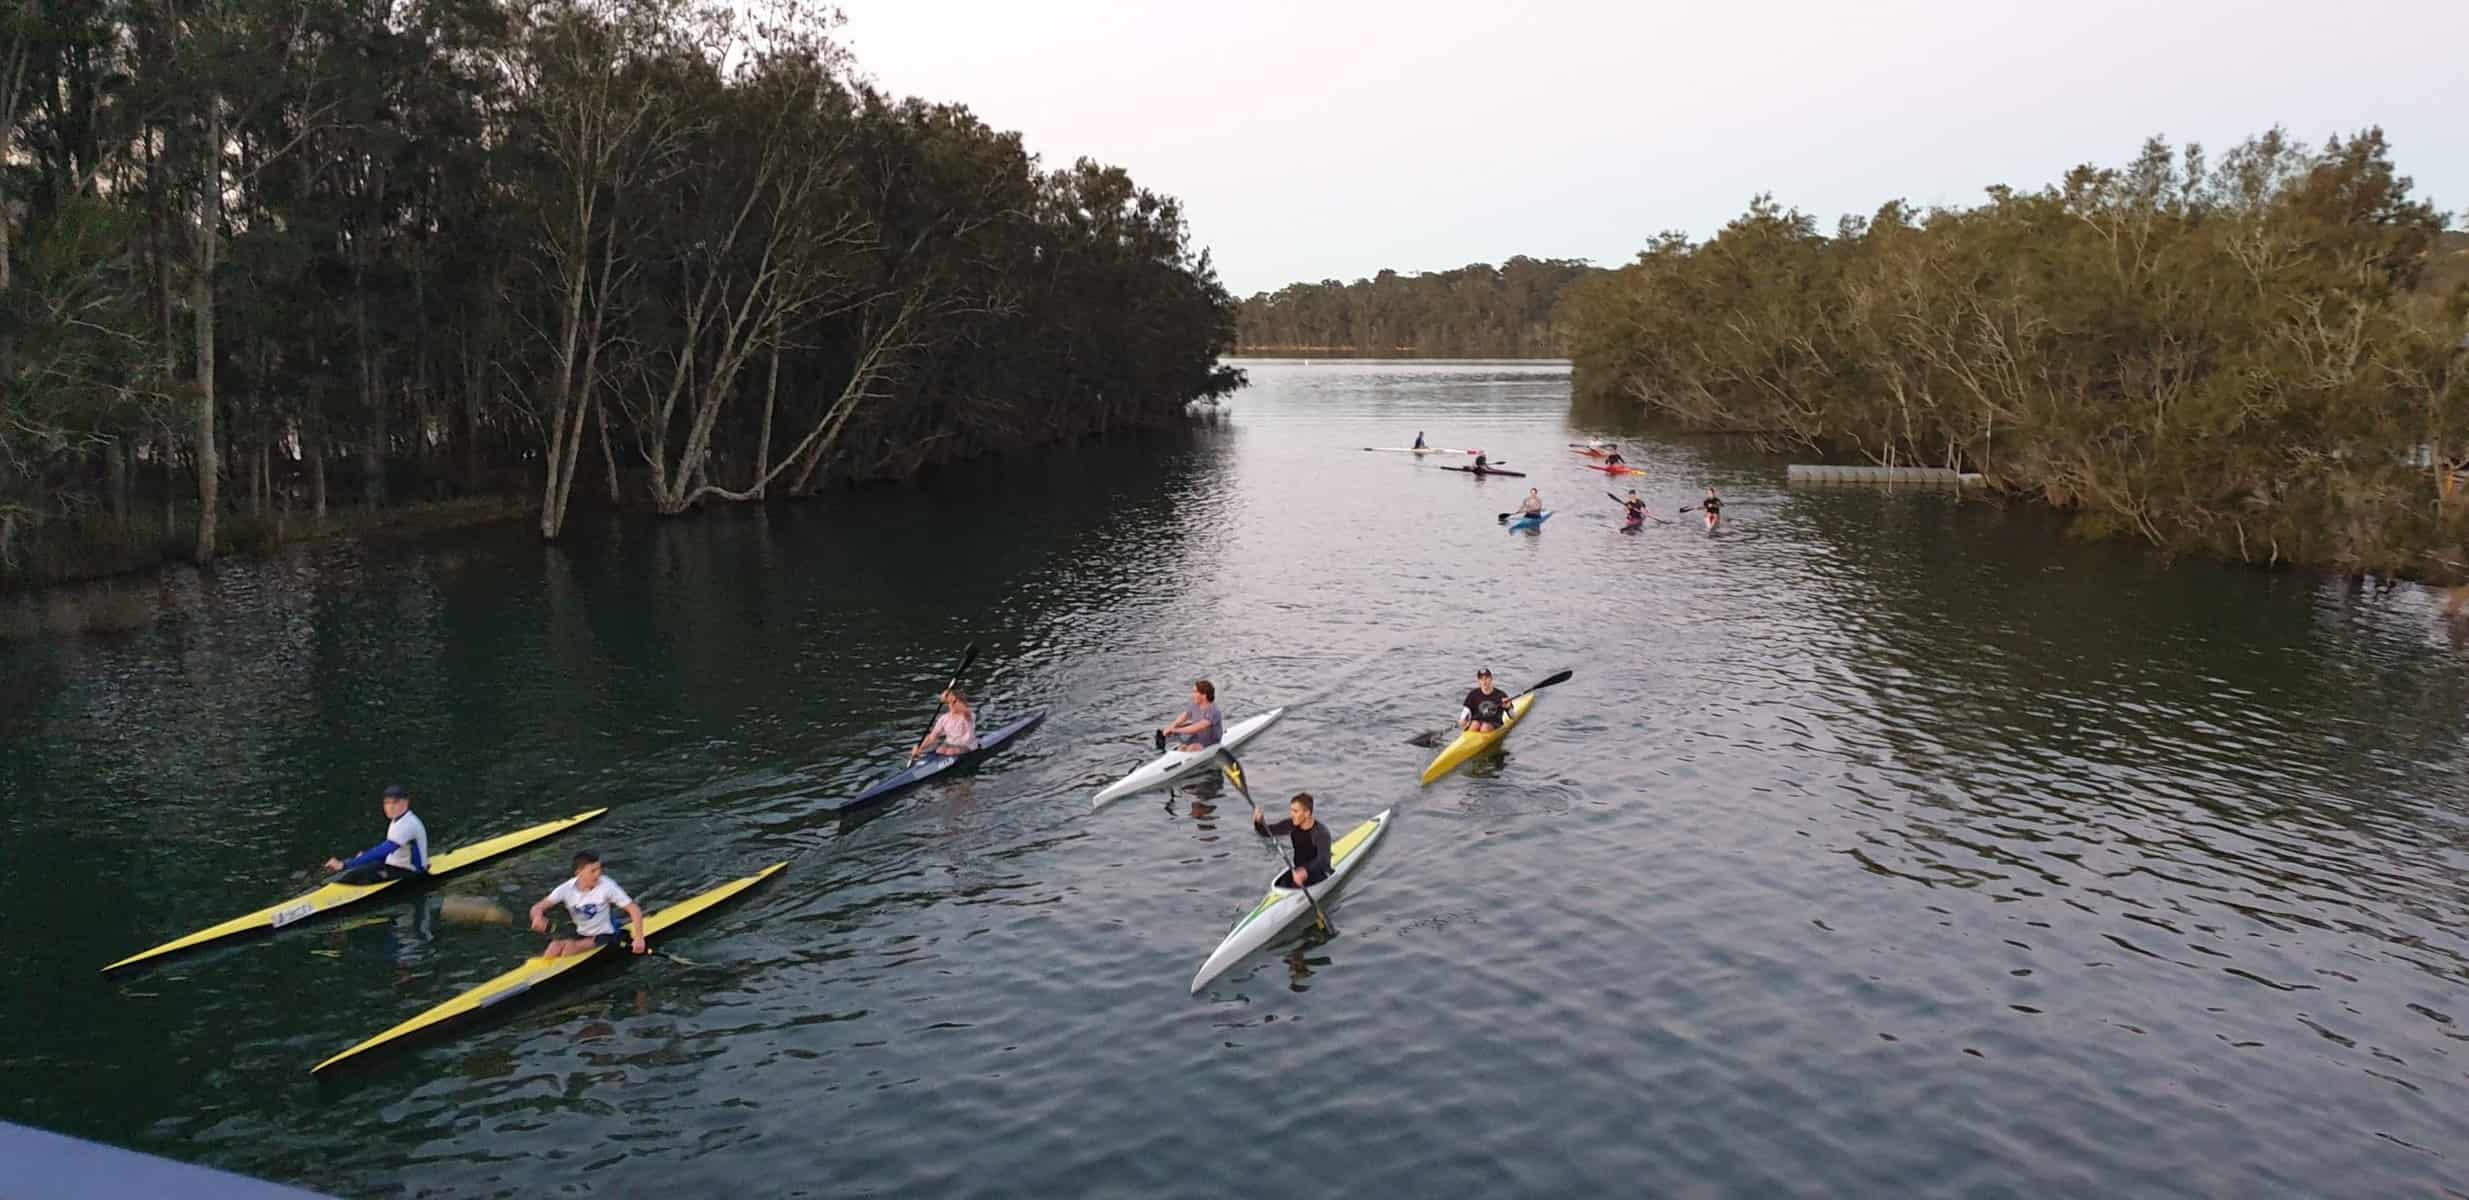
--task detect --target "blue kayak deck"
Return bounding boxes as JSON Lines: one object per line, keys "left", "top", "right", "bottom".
{"left": 844, "top": 709, "right": 1046, "bottom": 808}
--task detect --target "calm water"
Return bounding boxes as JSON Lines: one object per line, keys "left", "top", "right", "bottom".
{"left": 6, "top": 359, "right": 2469, "bottom": 1197}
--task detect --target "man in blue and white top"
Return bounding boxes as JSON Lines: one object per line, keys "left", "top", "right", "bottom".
{"left": 324, "top": 784, "right": 430, "bottom": 883}
{"left": 530, "top": 851, "right": 649, "bottom": 958}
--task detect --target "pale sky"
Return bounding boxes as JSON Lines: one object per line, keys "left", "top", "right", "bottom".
{"left": 841, "top": 0, "right": 2469, "bottom": 297}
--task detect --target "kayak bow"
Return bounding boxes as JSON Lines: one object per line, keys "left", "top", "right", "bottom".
{"left": 1191, "top": 809, "right": 1392, "bottom": 993}
{"left": 843, "top": 710, "right": 1047, "bottom": 810}
{"left": 311, "top": 862, "right": 786, "bottom": 1073}
{"left": 1420, "top": 693, "right": 1536, "bottom": 784}
{"left": 102, "top": 808, "right": 609, "bottom": 974}
{"left": 1090, "top": 708, "right": 1286, "bottom": 808}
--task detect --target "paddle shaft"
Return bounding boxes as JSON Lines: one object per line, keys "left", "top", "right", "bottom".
{"left": 1219, "top": 751, "right": 1332, "bottom": 933}
{"left": 1605, "top": 491, "right": 1669, "bottom": 524}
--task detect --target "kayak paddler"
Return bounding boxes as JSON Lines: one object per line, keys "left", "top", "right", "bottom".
{"left": 1604, "top": 449, "right": 1627, "bottom": 468}
{"left": 1471, "top": 451, "right": 1493, "bottom": 473}
{"left": 1621, "top": 489, "right": 1647, "bottom": 528}
{"left": 323, "top": 784, "right": 430, "bottom": 883}
{"left": 1252, "top": 792, "right": 1333, "bottom": 889}
{"left": 1695, "top": 486, "right": 1724, "bottom": 527}
{"left": 1459, "top": 668, "right": 1513, "bottom": 732}
{"left": 1517, "top": 489, "right": 1544, "bottom": 518}
{"left": 910, "top": 688, "right": 978, "bottom": 761}
{"left": 530, "top": 851, "right": 648, "bottom": 958}
{"left": 1158, "top": 679, "right": 1224, "bottom": 751}
{"left": 1412, "top": 432, "right": 1427, "bottom": 450}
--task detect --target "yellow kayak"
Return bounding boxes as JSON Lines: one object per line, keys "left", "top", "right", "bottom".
{"left": 102, "top": 808, "right": 609, "bottom": 974}
{"left": 312, "top": 862, "right": 786, "bottom": 1073}
{"left": 1419, "top": 693, "right": 1536, "bottom": 784}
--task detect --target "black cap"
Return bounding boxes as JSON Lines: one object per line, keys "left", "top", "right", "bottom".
{"left": 382, "top": 784, "right": 408, "bottom": 798}
{"left": 1476, "top": 668, "right": 1492, "bottom": 678}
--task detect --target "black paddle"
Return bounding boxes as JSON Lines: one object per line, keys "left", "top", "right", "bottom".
{"left": 1404, "top": 668, "right": 1577, "bottom": 745}
{"left": 1218, "top": 750, "right": 1332, "bottom": 934}
{"left": 908, "top": 642, "right": 979, "bottom": 762}
{"left": 1606, "top": 491, "right": 1669, "bottom": 525}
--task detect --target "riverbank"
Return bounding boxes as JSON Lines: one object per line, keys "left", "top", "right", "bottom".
{"left": 1557, "top": 130, "right": 2469, "bottom": 581}
{"left": 0, "top": 494, "right": 533, "bottom": 597}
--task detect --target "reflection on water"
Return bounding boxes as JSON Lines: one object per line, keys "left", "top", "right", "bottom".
{"left": 3, "top": 359, "right": 2467, "bottom": 1197}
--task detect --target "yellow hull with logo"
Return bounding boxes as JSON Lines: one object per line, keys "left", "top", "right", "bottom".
{"left": 102, "top": 808, "right": 608, "bottom": 974}
{"left": 313, "top": 862, "right": 786, "bottom": 1073}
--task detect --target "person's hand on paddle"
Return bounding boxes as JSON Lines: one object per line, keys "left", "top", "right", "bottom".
{"left": 322, "top": 856, "right": 344, "bottom": 873}
{"left": 1291, "top": 867, "right": 1309, "bottom": 887}
{"left": 530, "top": 911, "right": 551, "bottom": 934}
{"left": 630, "top": 932, "right": 649, "bottom": 955}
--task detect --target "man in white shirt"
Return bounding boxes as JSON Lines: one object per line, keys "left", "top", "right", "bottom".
{"left": 325, "top": 784, "right": 430, "bottom": 883}
{"left": 530, "top": 852, "right": 649, "bottom": 958}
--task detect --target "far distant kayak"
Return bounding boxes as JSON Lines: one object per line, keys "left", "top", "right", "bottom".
{"left": 1507, "top": 510, "right": 1552, "bottom": 532}
{"left": 843, "top": 709, "right": 1047, "bottom": 810}
{"left": 1440, "top": 465, "right": 1527, "bottom": 478}
{"left": 1585, "top": 464, "right": 1645, "bottom": 476}
{"left": 1363, "top": 446, "right": 1479, "bottom": 455}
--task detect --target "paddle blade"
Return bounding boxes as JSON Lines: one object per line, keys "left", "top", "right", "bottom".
{"left": 946, "top": 642, "right": 980, "bottom": 687}
{"left": 1221, "top": 759, "right": 1246, "bottom": 793}
{"left": 1496, "top": 513, "right": 1511, "bottom": 523}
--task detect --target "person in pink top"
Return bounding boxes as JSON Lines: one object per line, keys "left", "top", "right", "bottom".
{"left": 911, "top": 688, "right": 979, "bottom": 760}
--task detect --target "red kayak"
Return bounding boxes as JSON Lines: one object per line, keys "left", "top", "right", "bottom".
{"left": 1586, "top": 463, "right": 1646, "bottom": 476}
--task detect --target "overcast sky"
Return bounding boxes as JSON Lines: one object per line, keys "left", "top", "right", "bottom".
{"left": 840, "top": 0, "right": 2469, "bottom": 297}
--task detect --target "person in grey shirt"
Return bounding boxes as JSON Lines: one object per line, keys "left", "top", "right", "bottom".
{"left": 1158, "top": 679, "right": 1223, "bottom": 750}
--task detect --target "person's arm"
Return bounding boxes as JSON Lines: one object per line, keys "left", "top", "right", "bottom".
{"left": 911, "top": 726, "right": 941, "bottom": 760}
{"left": 624, "top": 901, "right": 648, "bottom": 954}
{"left": 1253, "top": 809, "right": 1293, "bottom": 837}
{"left": 329, "top": 839, "right": 399, "bottom": 873}
{"left": 1458, "top": 704, "right": 1474, "bottom": 730}
{"left": 529, "top": 889, "right": 561, "bottom": 934}
{"left": 1161, "top": 710, "right": 1198, "bottom": 736}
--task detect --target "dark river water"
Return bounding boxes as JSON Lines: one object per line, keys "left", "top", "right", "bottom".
{"left": 6, "top": 359, "right": 2469, "bottom": 1198}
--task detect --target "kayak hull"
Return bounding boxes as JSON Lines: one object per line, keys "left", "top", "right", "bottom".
{"left": 102, "top": 808, "right": 610, "bottom": 974}
{"left": 1420, "top": 693, "right": 1536, "bottom": 784}
{"left": 312, "top": 862, "right": 787, "bottom": 1073}
{"left": 844, "top": 709, "right": 1046, "bottom": 809}
{"left": 1585, "top": 464, "right": 1646, "bottom": 476}
{"left": 1191, "top": 809, "right": 1392, "bottom": 993}
{"left": 1364, "top": 447, "right": 1478, "bottom": 455}
{"left": 1091, "top": 708, "right": 1285, "bottom": 808}
{"left": 1507, "top": 510, "right": 1552, "bottom": 532}
{"left": 1440, "top": 465, "right": 1527, "bottom": 478}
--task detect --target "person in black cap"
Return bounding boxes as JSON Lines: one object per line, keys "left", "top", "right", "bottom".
{"left": 1458, "top": 669, "right": 1513, "bottom": 733}
{"left": 324, "top": 784, "right": 430, "bottom": 883}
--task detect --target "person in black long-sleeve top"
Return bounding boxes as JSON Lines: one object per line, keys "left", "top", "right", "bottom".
{"left": 1253, "top": 792, "right": 1333, "bottom": 890}
{"left": 1459, "top": 668, "right": 1513, "bottom": 732}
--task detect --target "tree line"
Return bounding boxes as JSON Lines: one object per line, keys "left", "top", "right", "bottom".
{"left": 1234, "top": 256, "right": 1598, "bottom": 356}
{"left": 1558, "top": 129, "right": 2469, "bottom": 577}
{"left": 1, "top": 0, "right": 1240, "bottom": 582}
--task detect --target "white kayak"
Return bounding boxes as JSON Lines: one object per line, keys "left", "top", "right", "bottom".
{"left": 1089, "top": 707, "right": 1286, "bottom": 809}
{"left": 1362, "top": 446, "right": 1479, "bottom": 455}
{"left": 1190, "top": 808, "right": 1392, "bottom": 993}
